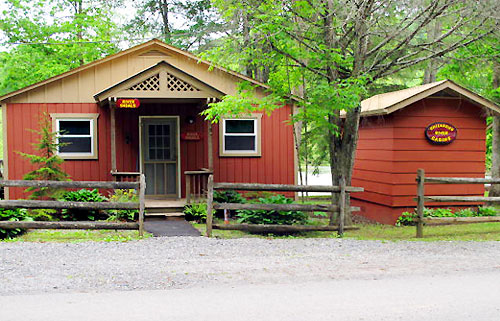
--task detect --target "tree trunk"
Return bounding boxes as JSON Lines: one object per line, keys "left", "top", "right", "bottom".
{"left": 490, "top": 61, "right": 500, "bottom": 199}
{"left": 423, "top": 20, "right": 441, "bottom": 84}
{"left": 160, "top": 0, "right": 171, "bottom": 43}
{"left": 329, "top": 107, "right": 361, "bottom": 225}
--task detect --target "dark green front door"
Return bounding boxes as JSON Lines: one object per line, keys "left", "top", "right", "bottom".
{"left": 141, "top": 118, "right": 178, "bottom": 197}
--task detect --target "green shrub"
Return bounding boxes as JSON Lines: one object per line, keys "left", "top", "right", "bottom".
{"left": 396, "top": 206, "right": 499, "bottom": 226}
{"left": 455, "top": 208, "right": 476, "bottom": 217}
{"left": 236, "top": 194, "right": 309, "bottom": 225}
{"left": 213, "top": 190, "right": 246, "bottom": 204}
{"left": 107, "top": 189, "right": 138, "bottom": 222}
{"left": 60, "top": 189, "right": 108, "bottom": 221}
{"left": 0, "top": 208, "right": 31, "bottom": 239}
{"left": 213, "top": 190, "right": 246, "bottom": 218}
{"left": 29, "top": 209, "right": 57, "bottom": 221}
{"left": 478, "top": 206, "right": 498, "bottom": 216}
{"left": 183, "top": 202, "right": 208, "bottom": 223}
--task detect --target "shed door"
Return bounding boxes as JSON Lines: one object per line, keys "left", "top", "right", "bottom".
{"left": 141, "top": 118, "right": 178, "bottom": 197}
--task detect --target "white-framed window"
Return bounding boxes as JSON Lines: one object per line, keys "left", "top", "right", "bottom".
{"left": 51, "top": 114, "right": 99, "bottom": 159}
{"left": 220, "top": 114, "right": 262, "bottom": 157}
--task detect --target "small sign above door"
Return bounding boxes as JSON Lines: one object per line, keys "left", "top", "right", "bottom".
{"left": 116, "top": 98, "right": 140, "bottom": 108}
{"left": 181, "top": 132, "right": 202, "bottom": 141}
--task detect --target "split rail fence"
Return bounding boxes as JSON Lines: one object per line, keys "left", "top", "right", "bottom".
{"left": 205, "top": 175, "right": 363, "bottom": 237}
{"left": 416, "top": 168, "right": 500, "bottom": 238}
{"left": 0, "top": 175, "right": 146, "bottom": 236}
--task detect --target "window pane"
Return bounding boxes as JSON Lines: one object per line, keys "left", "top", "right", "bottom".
{"left": 225, "top": 120, "right": 254, "bottom": 133}
{"left": 225, "top": 136, "right": 255, "bottom": 151}
{"left": 59, "top": 121, "right": 90, "bottom": 135}
{"left": 59, "top": 137, "right": 91, "bottom": 153}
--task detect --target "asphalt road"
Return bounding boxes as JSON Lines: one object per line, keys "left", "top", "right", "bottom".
{"left": 3, "top": 270, "right": 500, "bottom": 321}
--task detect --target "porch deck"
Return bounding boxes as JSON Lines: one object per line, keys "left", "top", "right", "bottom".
{"left": 145, "top": 198, "right": 188, "bottom": 209}
{"left": 145, "top": 198, "right": 188, "bottom": 218}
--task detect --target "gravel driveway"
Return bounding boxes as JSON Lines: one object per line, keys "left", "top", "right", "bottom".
{"left": 1, "top": 237, "right": 499, "bottom": 295}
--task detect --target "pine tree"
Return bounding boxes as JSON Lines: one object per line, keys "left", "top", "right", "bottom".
{"left": 18, "top": 114, "right": 70, "bottom": 200}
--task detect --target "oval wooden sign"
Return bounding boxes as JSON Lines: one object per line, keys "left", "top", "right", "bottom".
{"left": 425, "top": 122, "right": 457, "bottom": 145}
{"left": 116, "top": 98, "right": 140, "bottom": 108}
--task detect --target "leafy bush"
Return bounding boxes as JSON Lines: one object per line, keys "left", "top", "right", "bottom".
{"left": 214, "top": 190, "right": 246, "bottom": 204}
{"left": 213, "top": 190, "right": 246, "bottom": 218}
{"left": 60, "top": 189, "right": 108, "bottom": 221}
{"left": 183, "top": 202, "right": 208, "bottom": 223}
{"left": 0, "top": 208, "right": 31, "bottom": 239}
{"left": 396, "top": 206, "right": 499, "bottom": 226}
{"left": 478, "top": 206, "right": 498, "bottom": 216}
{"left": 236, "top": 194, "right": 309, "bottom": 225}
{"left": 29, "top": 209, "right": 57, "bottom": 221}
{"left": 107, "top": 189, "right": 138, "bottom": 222}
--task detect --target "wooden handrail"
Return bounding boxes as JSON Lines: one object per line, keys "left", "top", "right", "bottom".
{"left": 185, "top": 169, "right": 213, "bottom": 203}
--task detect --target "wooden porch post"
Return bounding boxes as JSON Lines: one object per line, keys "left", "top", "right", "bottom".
{"left": 208, "top": 123, "right": 213, "bottom": 170}
{"left": 206, "top": 97, "right": 214, "bottom": 171}
{"left": 110, "top": 105, "right": 117, "bottom": 172}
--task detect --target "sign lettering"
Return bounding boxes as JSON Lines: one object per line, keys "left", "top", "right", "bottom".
{"left": 425, "top": 122, "right": 457, "bottom": 145}
{"left": 116, "top": 99, "right": 140, "bottom": 108}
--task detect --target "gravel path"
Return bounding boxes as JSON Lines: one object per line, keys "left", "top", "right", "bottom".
{"left": 1, "top": 237, "right": 500, "bottom": 295}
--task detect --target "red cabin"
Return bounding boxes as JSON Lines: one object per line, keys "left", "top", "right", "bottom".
{"left": 0, "top": 39, "right": 296, "bottom": 200}
{"left": 351, "top": 80, "right": 500, "bottom": 224}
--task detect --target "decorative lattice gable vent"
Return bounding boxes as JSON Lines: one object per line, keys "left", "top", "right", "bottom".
{"left": 166, "top": 72, "right": 200, "bottom": 92}
{"left": 127, "top": 74, "right": 160, "bottom": 91}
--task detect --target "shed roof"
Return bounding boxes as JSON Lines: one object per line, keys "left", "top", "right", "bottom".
{"left": 360, "top": 80, "right": 500, "bottom": 116}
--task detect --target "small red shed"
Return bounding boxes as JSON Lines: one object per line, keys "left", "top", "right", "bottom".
{"left": 0, "top": 39, "right": 296, "bottom": 200}
{"left": 351, "top": 80, "right": 500, "bottom": 224}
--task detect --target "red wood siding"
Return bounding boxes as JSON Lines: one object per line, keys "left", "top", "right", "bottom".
{"left": 6, "top": 103, "right": 111, "bottom": 199}
{"left": 6, "top": 102, "right": 295, "bottom": 199}
{"left": 213, "top": 106, "right": 295, "bottom": 186}
{"left": 352, "top": 98, "right": 486, "bottom": 223}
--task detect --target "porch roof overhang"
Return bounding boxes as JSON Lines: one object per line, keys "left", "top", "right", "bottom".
{"left": 93, "top": 61, "right": 225, "bottom": 104}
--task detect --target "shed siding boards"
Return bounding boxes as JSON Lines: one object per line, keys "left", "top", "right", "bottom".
{"left": 352, "top": 97, "right": 486, "bottom": 224}
{"left": 6, "top": 103, "right": 111, "bottom": 199}
{"left": 6, "top": 102, "right": 295, "bottom": 199}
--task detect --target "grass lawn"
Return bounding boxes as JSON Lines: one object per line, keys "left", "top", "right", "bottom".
{"left": 2, "top": 229, "right": 151, "bottom": 243}
{"left": 193, "top": 222, "right": 500, "bottom": 241}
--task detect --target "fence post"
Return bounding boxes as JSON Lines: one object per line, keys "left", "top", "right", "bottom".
{"left": 139, "top": 174, "right": 146, "bottom": 237}
{"left": 338, "top": 176, "right": 346, "bottom": 237}
{"left": 416, "top": 169, "right": 425, "bottom": 238}
{"left": 206, "top": 174, "right": 214, "bottom": 237}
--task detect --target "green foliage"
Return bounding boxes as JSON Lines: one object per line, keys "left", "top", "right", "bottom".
{"left": 29, "top": 209, "right": 56, "bottom": 221}
{"left": 236, "top": 194, "right": 308, "bottom": 226}
{"left": 0, "top": 208, "right": 31, "bottom": 239}
{"left": 478, "top": 206, "right": 498, "bottom": 217}
{"left": 396, "top": 207, "right": 499, "bottom": 226}
{"left": 60, "top": 189, "right": 108, "bottom": 221}
{"left": 18, "top": 114, "right": 70, "bottom": 200}
{"left": 0, "top": 0, "right": 121, "bottom": 96}
{"left": 107, "top": 189, "right": 139, "bottom": 222}
{"left": 183, "top": 202, "right": 208, "bottom": 223}
{"left": 213, "top": 190, "right": 246, "bottom": 204}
